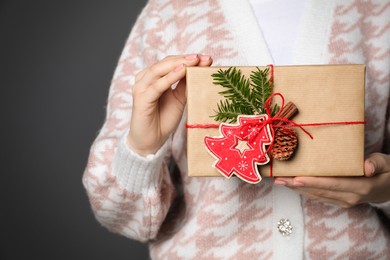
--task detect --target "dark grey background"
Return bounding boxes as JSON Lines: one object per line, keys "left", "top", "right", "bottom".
{"left": 1, "top": 1, "right": 150, "bottom": 259}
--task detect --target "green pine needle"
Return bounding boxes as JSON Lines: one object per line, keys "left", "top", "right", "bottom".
{"left": 211, "top": 67, "right": 279, "bottom": 123}
{"left": 214, "top": 100, "right": 253, "bottom": 123}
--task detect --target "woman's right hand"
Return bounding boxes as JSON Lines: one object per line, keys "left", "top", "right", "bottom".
{"left": 127, "top": 54, "right": 213, "bottom": 156}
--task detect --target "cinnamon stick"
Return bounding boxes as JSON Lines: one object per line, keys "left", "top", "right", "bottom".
{"left": 275, "top": 102, "right": 298, "bottom": 126}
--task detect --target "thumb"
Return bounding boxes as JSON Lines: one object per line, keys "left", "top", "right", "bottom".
{"left": 364, "top": 152, "right": 390, "bottom": 177}
{"left": 172, "top": 78, "right": 187, "bottom": 106}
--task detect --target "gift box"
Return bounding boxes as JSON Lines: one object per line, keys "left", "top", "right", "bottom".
{"left": 186, "top": 65, "right": 365, "bottom": 179}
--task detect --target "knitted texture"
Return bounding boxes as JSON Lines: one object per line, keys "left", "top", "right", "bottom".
{"left": 304, "top": 1, "right": 390, "bottom": 258}
{"left": 328, "top": 0, "right": 390, "bottom": 154}
{"left": 83, "top": 0, "right": 390, "bottom": 259}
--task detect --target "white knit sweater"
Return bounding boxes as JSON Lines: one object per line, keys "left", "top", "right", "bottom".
{"left": 83, "top": 0, "right": 390, "bottom": 259}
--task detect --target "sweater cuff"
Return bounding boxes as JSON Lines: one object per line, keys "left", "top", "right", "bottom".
{"left": 369, "top": 200, "right": 390, "bottom": 217}
{"left": 113, "top": 133, "right": 171, "bottom": 194}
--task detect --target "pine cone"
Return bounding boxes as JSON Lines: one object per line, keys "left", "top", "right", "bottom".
{"left": 272, "top": 128, "right": 298, "bottom": 161}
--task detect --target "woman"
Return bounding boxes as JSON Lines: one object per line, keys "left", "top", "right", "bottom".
{"left": 83, "top": 0, "right": 390, "bottom": 258}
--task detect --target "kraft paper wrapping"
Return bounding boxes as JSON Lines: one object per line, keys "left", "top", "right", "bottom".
{"left": 186, "top": 65, "right": 365, "bottom": 177}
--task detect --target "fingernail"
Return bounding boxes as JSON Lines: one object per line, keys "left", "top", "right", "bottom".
{"left": 200, "top": 55, "right": 211, "bottom": 61}
{"left": 274, "top": 180, "right": 287, "bottom": 186}
{"left": 185, "top": 54, "right": 198, "bottom": 60}
{"left": 174, "top": 63, "right": 184, "bottom": 72}
{"left": 368, "top": 161, "right": 375, "bottom": 175}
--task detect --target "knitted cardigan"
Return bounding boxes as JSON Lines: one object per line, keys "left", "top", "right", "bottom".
{"left": 83, "top": 0, "right": 390, "bottom": 259}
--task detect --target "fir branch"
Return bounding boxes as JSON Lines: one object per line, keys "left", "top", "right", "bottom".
{"left": 271, "top": 103, "right": 280, "bottom": 117}
{"left": 214, "top": 99, "right": 254, "bottom": 123}
{"left": 250, "top": 67, "right": 273, "bottom": 114}
{"left": 212, "top": 67, "right": 259, "bottom": 113}
{"left": 211, "top": 66, "right": 279, "bottom": 123}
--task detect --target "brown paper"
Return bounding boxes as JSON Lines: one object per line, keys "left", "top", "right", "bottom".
{"left": 186, "top": 65, "right": 365, "bottom": 177}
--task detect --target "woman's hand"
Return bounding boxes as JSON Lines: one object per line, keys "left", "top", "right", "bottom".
{"left": 274, "top": 153, "right": 390, "bottom": 208}
{"left": 127, "top": 54, "right": 213, "bottom": 156}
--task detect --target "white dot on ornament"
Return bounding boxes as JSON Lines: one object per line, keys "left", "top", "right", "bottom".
{"left": 254, "top": 142, "right": 256, "bottom": 145}
{"left": 244, "top": 121, "right": 247, "bottom": 123}
{"left": 244, "top": 156, "right": 246, "bottom": 158}
{"left": 241, "top": 132, "right": 243, "bottom": 134}
{"left": 262, "top": 136, "right": 265, "bottom": 139}
{"left": 225, "top": 158, "right": 228, "bottom": 160}
{"left": 222, "top": 142, "right": 224, "bottom": 145}
{"left": 212, "top": 143, "right": 214, "bottom": 145}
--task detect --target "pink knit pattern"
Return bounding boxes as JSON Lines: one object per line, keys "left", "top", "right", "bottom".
{"left": 328, "top": 0, "right": 390, "bottom": 154}
{"left": 83, "top": 1, "right": 175, "bottom": 241}
{"left": 83, "top": 0, "right": 390, "bottom": 259}
{"left": 304, "top": 0, "right": 390, "bottom": 258}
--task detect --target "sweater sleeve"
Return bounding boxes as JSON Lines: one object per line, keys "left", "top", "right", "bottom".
{"left": 370, "top": 85, "right": 390, "bottom": 218}
{"left": 374, "top": 94, "right": 390, "bottom": 217}
{"left": 383, "top": 94, "right": 390, "bottom": 155}
{"left": 371, "top": 201, "right": 390, "bottom": 217}
{"left": 82, "top": 1, "right": 176, "bottom": 242}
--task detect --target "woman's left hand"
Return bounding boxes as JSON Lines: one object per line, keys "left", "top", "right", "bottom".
{"left": 274, "top": 153, "right": 390, "bottom": 208}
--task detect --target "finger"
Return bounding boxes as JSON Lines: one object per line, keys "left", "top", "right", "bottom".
{"left": 168, "top": 55, "right": 213, "bottom": 106}
{"left": 171, "top": 78, "right": 187, "bottom": 106}
{"left": 291, "top": 188, "right": 354, "bottom": 208}
{"left": 289, "top": 186, "right": 361, "bottom": 207}
{"left": 143, "top": 63, "right": 187, "bottom": 102}
{"left": 135, "top": 56, "right": 183, "bottom": 82}
{"left": 365, "top": 153, "right": 390, "bottom": 177}
{"left": 276, "top": 176, "right": 368, "bottom": 194}
{"left": 158, "top": 82, "right": 187, "bottom": 129}
{"left": 157, "top": 78, "right": 187, "bottom": 117}
{"left": 140, "top": 54, "right": 200, "bottom": 85}
{"left": 146, "top": 54, "right": 213, "bottom": 102}
{"left": 198, "top": 55, "right": 213, "bottom": 66}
